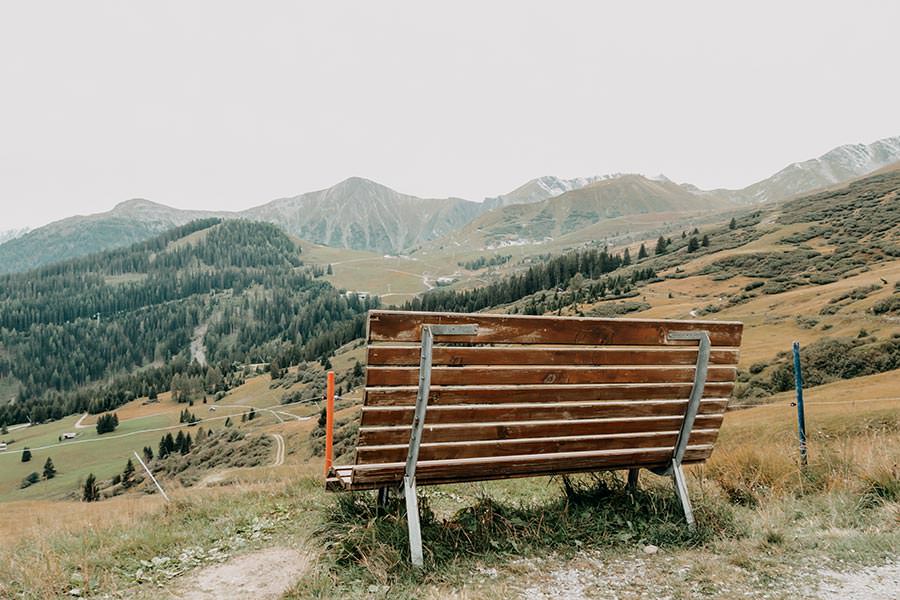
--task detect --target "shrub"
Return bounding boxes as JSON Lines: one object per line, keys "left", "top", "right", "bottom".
{"left": 20, "top": 472, "right": 40, "bottom": 489}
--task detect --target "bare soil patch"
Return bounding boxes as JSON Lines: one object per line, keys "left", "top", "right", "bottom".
{"left": 168, "top": 546, "right": 309, "bottom": 600}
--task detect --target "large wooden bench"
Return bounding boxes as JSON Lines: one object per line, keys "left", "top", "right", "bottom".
{"left": 326, "top": 309, "right": 743, "bottom": 566}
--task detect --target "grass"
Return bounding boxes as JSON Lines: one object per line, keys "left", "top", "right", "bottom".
{"left": 0, "top": 478, "right": 321, "bottom": 599}
{"left": 289, "top": 371, "right": 900, "bottom": 598}
{"left": 1, "top": 373, "right": 897, "bottom": 598}
{"left": 313, "top": 473, "right": 739, "bottom": 582}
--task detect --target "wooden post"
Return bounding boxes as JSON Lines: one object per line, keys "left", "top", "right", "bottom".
{"left": 324, "top": 370, "right": 335, "bottom": 477}
{"left": 792, "top": 342, "right": 808, "bottom": 467}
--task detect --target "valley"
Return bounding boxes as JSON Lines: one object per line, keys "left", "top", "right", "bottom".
{"left": 0, "top": 150, "right": 897, "bottom": 600}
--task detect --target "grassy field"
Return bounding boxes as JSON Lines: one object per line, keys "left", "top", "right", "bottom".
{"left": 0, "top": 365, "right": 896, "bottom": 598}
{"left": 0, "top": 358, "right": 347, "bottom": 503}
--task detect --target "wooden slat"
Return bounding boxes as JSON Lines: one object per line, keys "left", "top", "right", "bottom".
{"left": 366, "top": 365, "right": 736, "bottom": 386}
{"left": 360, "top": 399, "right": 728, "bottom": 427}
{"left": 355, "top": 428, "right": 720, "bottom": 463}
{"left": 367, "top": 310, "right": 743, "bottom": 346}
{"left": 357, "top": 413, "right": 725, "bottom": 446}
{"left": 368, "top": 345, "right": 740, "bottom": 367}
{"left": 364, "top": 382, "right": 735, "bottom": 406}
{"left": 350, "top": 445, "right": 714, "bottom": 486}
{"left": 342, "top": 446, "right": 715, "bottom": 490}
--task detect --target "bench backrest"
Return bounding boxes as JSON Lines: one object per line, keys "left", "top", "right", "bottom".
{"left": 352, "top": 310, "right": 743, "bottom": 488}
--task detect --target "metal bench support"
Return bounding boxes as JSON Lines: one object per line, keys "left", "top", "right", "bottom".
{"left": 627, "top": 468, "right": 640, "bottom": 491}
{"left": 648, "top": 330, "right": 711, "bottom": 529}
{"left": 402, "top": 323, "right": 477, "bottom": 568}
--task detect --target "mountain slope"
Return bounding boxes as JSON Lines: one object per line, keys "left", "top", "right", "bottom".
{"left": 460, "top": 174, "right": 731, "bottom": 246}
{"left": 3, "top": 135, "right": 898, "bottom": 274}
{"left": 0, "top": 219, "right": 374, "bottom": 426}
{"left": 724, "top": 135, "right": 900, "bottom": 203}
{"left": 483, "top": 175, "right": 613, "bottom": 208}
{"left": 0, "top": 200, "right": 231, "bottom": 274}
{"left": 0, "top": 228, "right": 28, "bottom": 245}
{"left": 0, "top": 180, "right": 483, "bottom": 273}
{"left": 484, "top": 136, "right": 900, "bottom": 209}
{"left": 242, "top": 177, "right": 482, "bottom": 254}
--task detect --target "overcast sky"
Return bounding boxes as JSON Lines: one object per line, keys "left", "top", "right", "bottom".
{"left": 1, "top": 2, "right": 899, "bottom": 230}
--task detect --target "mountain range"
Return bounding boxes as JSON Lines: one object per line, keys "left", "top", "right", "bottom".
{"left": 1, "top": 135, "right": 897, "bottom": 273}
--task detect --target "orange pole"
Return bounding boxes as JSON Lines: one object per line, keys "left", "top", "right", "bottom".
{"left": 324, "top": 371, "right": 335, "bottom": 477}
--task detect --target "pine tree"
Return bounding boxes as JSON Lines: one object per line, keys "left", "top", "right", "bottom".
{"left": 158, "top": 435, "right": 169, "bottom": 459}
{"left": 687, "top": 237, "right": 700, "bottom": 253}
{"left": 701, "top": 235, "right": 710, "bottom": 247}
{"left": 729, "top": 217, "right": 737, "bottom": 230}
{"left": 83, "top": 473, "right": 100, "bottom": 502}
{"left": 248, "top": 408, "right": 256, "bottom": 421}
{"left": 681, "top": 231, "right": 686, "bottom": 239}
{"left": 143, "top": 446, "right": 154, "bottom": 461}
{"left": 1, "top": 423, "right": 7, "bottom": 435}
{"left": 692, "top": 227, "right": 699, "bottom": 235}
{"left": 175, "top": 430, "right": 185, "bottom": 453}
{"left": 622, "top": 248, "right": 631, "bottom": 266}
{"left": 225, "top": 417, "right": 232, "bottom": 427}
{"left": 655, "top": 236, "right": 668, "bottom": 256}
{"left": 122, "top": 458, "right": 135, "bottom": 486}
{"left": 181, "top": 433, "right": 192, "bottom": 455}
{"left": 637, "top": 243, "right": 648, "bottom": 260}
{"left": 43, "top": 457, "right": 56, "bottom": 479}
{"left": 21, "top": 447, "right": 31, "bottom": 463}
{"left": 270, "top": 359, "right": 282, "bottom": 380}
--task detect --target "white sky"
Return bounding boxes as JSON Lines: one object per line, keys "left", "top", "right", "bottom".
{"left": 1, "top": 1, "right": 899, "bottom": 230}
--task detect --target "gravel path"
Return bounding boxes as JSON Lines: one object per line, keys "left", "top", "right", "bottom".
{"left": 168, "top": 546, "right": 308, "bottom": 600}
{"left": 816, "top": 561, "right": 900, "bottom": 599}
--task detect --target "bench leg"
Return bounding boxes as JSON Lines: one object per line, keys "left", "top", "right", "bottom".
{"left": 627, "top": 468, "right": 640, "bottom": 491}
{"left": 377, "top": 486, "right": 390, "bottom": 508}
{"left": 671, "top": 460, "right": 695, "bottom": 529}
{"left": 403, "top": 476, "right": 424, "bottom": 568}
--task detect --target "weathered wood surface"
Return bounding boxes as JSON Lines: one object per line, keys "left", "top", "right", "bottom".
{"left": 357, "top": 414, "right": 726, "bottom": 445}
{"left": 360, "top": 399, "right": 729, "bottom": 427}
{"left": 368, "top": 310, "right": 743, "bottom": 346}
{"left": 350, "top": 445, "right": 714, "bottom": 487}
{"left": 368, "top": 346, "right": 740, "bottom": 367}
{"left": 356, "top": 429, "right": 720, "bottom": 463}
{"left": 366, "top": 365, "right": 736, "bottom": 386}
{"left": 364, "top": 382, "right": 735, "bottom": 406}
{"left": 327, "top": 310, "right": 743, "bottom": 491}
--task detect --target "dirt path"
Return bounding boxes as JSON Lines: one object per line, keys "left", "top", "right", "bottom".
{"left": 517, "top": 554, "right": 900, "bottom": 599}
{"left": 270, "top": 433, "right": 285, "bottom": 467}
{"left": 167, "top": 546, "right": 309, "bottom": 600}
{"left": 817, "top": 561, "right": 900, "bottom": 599}
{"left": 74, "top": 413, "right": 89, "bottom": 429}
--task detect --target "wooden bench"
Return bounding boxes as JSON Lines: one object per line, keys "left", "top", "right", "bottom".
{"left": 326, "top": 309, "right": 743, "bottom": 566}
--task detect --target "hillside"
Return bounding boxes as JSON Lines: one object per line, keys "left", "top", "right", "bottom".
{"left": 731, "top": 135, "right": 900, "bottom": 203}
{"left": 0, "top": 200, "right": 232, "bottom": 274}
{"left": 4, "top": 135, "right": 899, "bottom": 276}
{"left": 0, "top": 180, "right": 483, "bottom": 273}
{"left": 0, "top": 167, "right": 897, "bottom": 600}
{"left": 442, "top": 174, "right": 731, "bottom": 249}
{"left": 0, "top": 219, "right": 375, "bottom": 427}
{"left": 243, "top": 177, "right": 482, "bottom": 254}
{"left": 482, "top": 174, "right": 613, "bottom": 208}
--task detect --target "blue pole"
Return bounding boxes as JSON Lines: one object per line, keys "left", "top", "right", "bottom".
{"left": 792, "top": 341, "right": 808, "bottom": 467}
